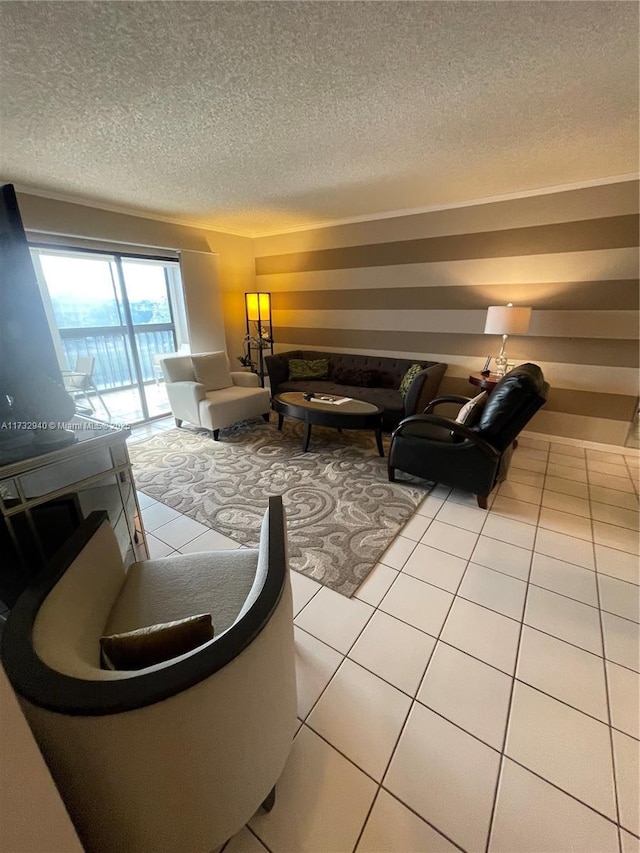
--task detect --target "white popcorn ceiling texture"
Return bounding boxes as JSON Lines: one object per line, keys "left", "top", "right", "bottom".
{"left": 0, "top": 1, "right": 637, "bottom": 235}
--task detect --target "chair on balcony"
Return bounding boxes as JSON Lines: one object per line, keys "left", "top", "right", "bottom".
{"left": 62, "top": 356, "right": 111, "bottom": 419}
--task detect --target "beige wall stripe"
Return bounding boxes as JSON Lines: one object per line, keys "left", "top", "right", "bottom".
{"left": 254, "top": 181, "right": 639, "bottom": 256}
{"left": 271, "top": 280, "right": 639, "bottom": 312}
{"left": 276, "top": 327, "right": 638, "bottom": 368}
{"left": 438, "top": 377, "right": 636, "bottom": 422}
{"left": 256, "top": 248, "right": 639, "bottom": 292}
{"left": 527, "top": 410, "right": 631, "bottom": 446}
{"left": 271, "top": 309, "right": 638, "bottom": 340}
{"left": 256, "top": 215, "right": 639, "bottom": 275}
{"left": 274, "top": 343, "right": 639, "bottom": 397}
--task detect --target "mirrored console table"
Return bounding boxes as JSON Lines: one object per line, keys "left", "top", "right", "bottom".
{"left": 0, "top": 417, "right": 148, "bottom": 608}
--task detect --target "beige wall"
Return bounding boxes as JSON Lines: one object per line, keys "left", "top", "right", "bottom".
{"left": 254, "top": 180, "right": 640, "bottom": 445}
{"left": 17, "top": 192, "right": 256, "bottom": 362}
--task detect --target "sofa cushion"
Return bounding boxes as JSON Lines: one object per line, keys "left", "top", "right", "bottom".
{"left": 332, "top": 367, "right": 381, "bottom": 387}
{"left": 191, "top": 352, "right": 232, "bottom": 391}
{"left": 288, "top": 358, "right": 329, "bottom": 380}
{"left": 297, "top": 351, "right": 430, "bottom": 389}
{"left": 106, "top": 548, "right": 261, "bottom": 637}
{"left": 200, "top": 385, "right": 271, "bottom": 431}
{"left": 100, "top": 614, "right": 214, "bottom": 671}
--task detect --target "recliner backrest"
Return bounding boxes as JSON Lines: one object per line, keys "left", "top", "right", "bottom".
{"left": 475, "top": 363, "right": 549, "bottom": 451}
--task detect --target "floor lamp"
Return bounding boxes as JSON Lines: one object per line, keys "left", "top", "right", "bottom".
{"left": 244, "top": 292, "right": 273, "bottom": 387}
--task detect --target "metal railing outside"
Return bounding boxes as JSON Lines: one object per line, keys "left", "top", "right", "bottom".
{"left": 60, "top": 325, "right": 176, "bottom": 391}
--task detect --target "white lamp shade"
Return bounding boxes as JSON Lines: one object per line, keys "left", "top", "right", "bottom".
{"left": 484, "top": 305, "right": 532, "bottom": 336}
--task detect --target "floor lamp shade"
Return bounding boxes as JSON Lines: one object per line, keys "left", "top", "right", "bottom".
{"left": 245, "top": 292, "right": 271, "bottom": 323}
{"left": 244, "top": 292, "right": 273, "bottom": 386}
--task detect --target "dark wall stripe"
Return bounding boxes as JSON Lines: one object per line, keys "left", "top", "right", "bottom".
{"left": 256, "top": 215, "right": 639, "bottom": 275}
{"left": 439, "top": 377, "right": 638, "bottom": 422}
{"left": 277, "top": 327, "right": 638, "bottom": 368}
{"left": 272, "top": 280, "right": 640, "bottom": 312}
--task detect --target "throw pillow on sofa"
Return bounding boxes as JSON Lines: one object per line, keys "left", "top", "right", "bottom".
{"left": 333, "top": 367, "right": 381, "bottom": 387}
{"left": 399, "top": 364, "right": 423, "bottom": 398}
{"left": 288, "top": 358, "right": 329, "bottom": 381}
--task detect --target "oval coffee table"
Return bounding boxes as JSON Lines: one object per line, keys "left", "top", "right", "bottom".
{"left": 273, "top": 392, "right": 384, "bottom": 455}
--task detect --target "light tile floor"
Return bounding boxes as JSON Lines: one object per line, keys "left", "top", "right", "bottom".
{"left": 130, "top": 420, "right": 640, "bottom": 853}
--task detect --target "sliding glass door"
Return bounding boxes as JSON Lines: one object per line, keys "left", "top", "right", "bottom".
{"left": 30, "top": 246, "right": 188, "bottom": 424}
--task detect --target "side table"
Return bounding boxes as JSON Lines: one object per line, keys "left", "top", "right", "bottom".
{"left": 468, "top": 372, "right": 502, "bottom": 393}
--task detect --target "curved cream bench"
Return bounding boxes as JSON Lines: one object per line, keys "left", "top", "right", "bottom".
{"left": 1, "top": 497, "right": 296, "bottom": 853}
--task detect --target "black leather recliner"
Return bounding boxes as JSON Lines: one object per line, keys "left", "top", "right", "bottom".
{"left": 388, "top": 363, "right": 549, "bottom": 508}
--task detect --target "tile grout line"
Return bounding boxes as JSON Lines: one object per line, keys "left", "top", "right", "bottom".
{"left": 296, "top": 580, "right": 380, "bottom": 723}
{"left": 146, "top": 436, "right": 634, "bottom": 850}
{"left": 360, "top": 785, "right": 468, "bottom": 853}
{"left": 482, "top": 447, "right": 541, "bottom": 853}
{"left": 291, "top": 582, "right": 323, "bottom": 623}
{"left": 371, "top": 526, "right": 476, "bottom": 850}
{"left": 299, "top": 665, "right": 629, "bottom": 846}
{"left": 350, "top": 787, "right": 383, "bottom": 853}
{"left": 309, "top": 485, "right": 472, "bottom": 853}
{"left": 502, "top": 755, "right": 629, "bottom": 830}
{"left": 518, "top": 623, "right": 640, "bottom": 677}
{"left": 246, "top": 825, "right": 274, "bottom": 853}
{"left": 418, "top": 671, "right": 640, "bottom": 746}
{"left": 296, "top": 605, "right": 640, "bottom": 721}
{"left": 589, "top": 484, "right": 625, "bottom": 853}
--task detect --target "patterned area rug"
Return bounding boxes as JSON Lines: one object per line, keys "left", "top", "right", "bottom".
{"left": 129, "top": 419, "right": 430, "bottom": 597}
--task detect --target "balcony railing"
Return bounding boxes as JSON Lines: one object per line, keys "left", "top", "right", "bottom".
{"left": 59, "top": 325, "right": 177, "bottom": 391}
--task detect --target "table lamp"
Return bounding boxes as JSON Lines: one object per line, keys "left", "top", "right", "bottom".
{"left": 484, "top": 303, "right": 532, "bottom": 376}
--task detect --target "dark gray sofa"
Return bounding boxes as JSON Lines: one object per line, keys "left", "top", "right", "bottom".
{"left": 265, "top": 350, "right": 447, "bottom": 430}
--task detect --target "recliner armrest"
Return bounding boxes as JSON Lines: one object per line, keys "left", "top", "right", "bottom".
{"left": 423, "top": 395, "right": 472, "bottom": 414}
{"left": 392, "top": 414, "right": 500, "bottom": 459}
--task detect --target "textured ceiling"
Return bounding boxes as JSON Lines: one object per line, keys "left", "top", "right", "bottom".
{"left": 0, "top": 1, "right": 638, "bottom": 235}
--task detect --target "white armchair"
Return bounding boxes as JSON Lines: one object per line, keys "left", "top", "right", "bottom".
{"left": 161, "top": 351, "right": 271, "bottom": 439}
{"left": 1, "top": 497, "right": 296, "bottom": 853}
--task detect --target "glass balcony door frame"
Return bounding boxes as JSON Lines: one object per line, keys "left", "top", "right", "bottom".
{"left": 30, "top": 243, "right": 182, "bottom": 424}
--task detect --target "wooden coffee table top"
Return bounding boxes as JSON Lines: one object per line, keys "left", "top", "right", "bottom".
{"left": 273, "top": 392, "right": 384, "bottom": 455}
{"left": 274, "top": 391, "right": 381, "bottom": 418}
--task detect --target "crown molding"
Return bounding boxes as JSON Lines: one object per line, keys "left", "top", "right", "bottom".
{"left": 250, "top": 173, "right": 640, "bottom": 238}
{"left": 7, "top": 173, "right": 638, "bottom": 241}
{"left": 7, "top": 183, "right": 255, "bottom": 239}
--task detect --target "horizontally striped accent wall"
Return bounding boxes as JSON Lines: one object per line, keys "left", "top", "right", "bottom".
{"left": 253, "top": 181, "right": 639, "bottom": 445}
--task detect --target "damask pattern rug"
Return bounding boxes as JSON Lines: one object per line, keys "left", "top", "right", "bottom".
{"left": 129, "top": 419, "right": 429, "bottom": 597}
